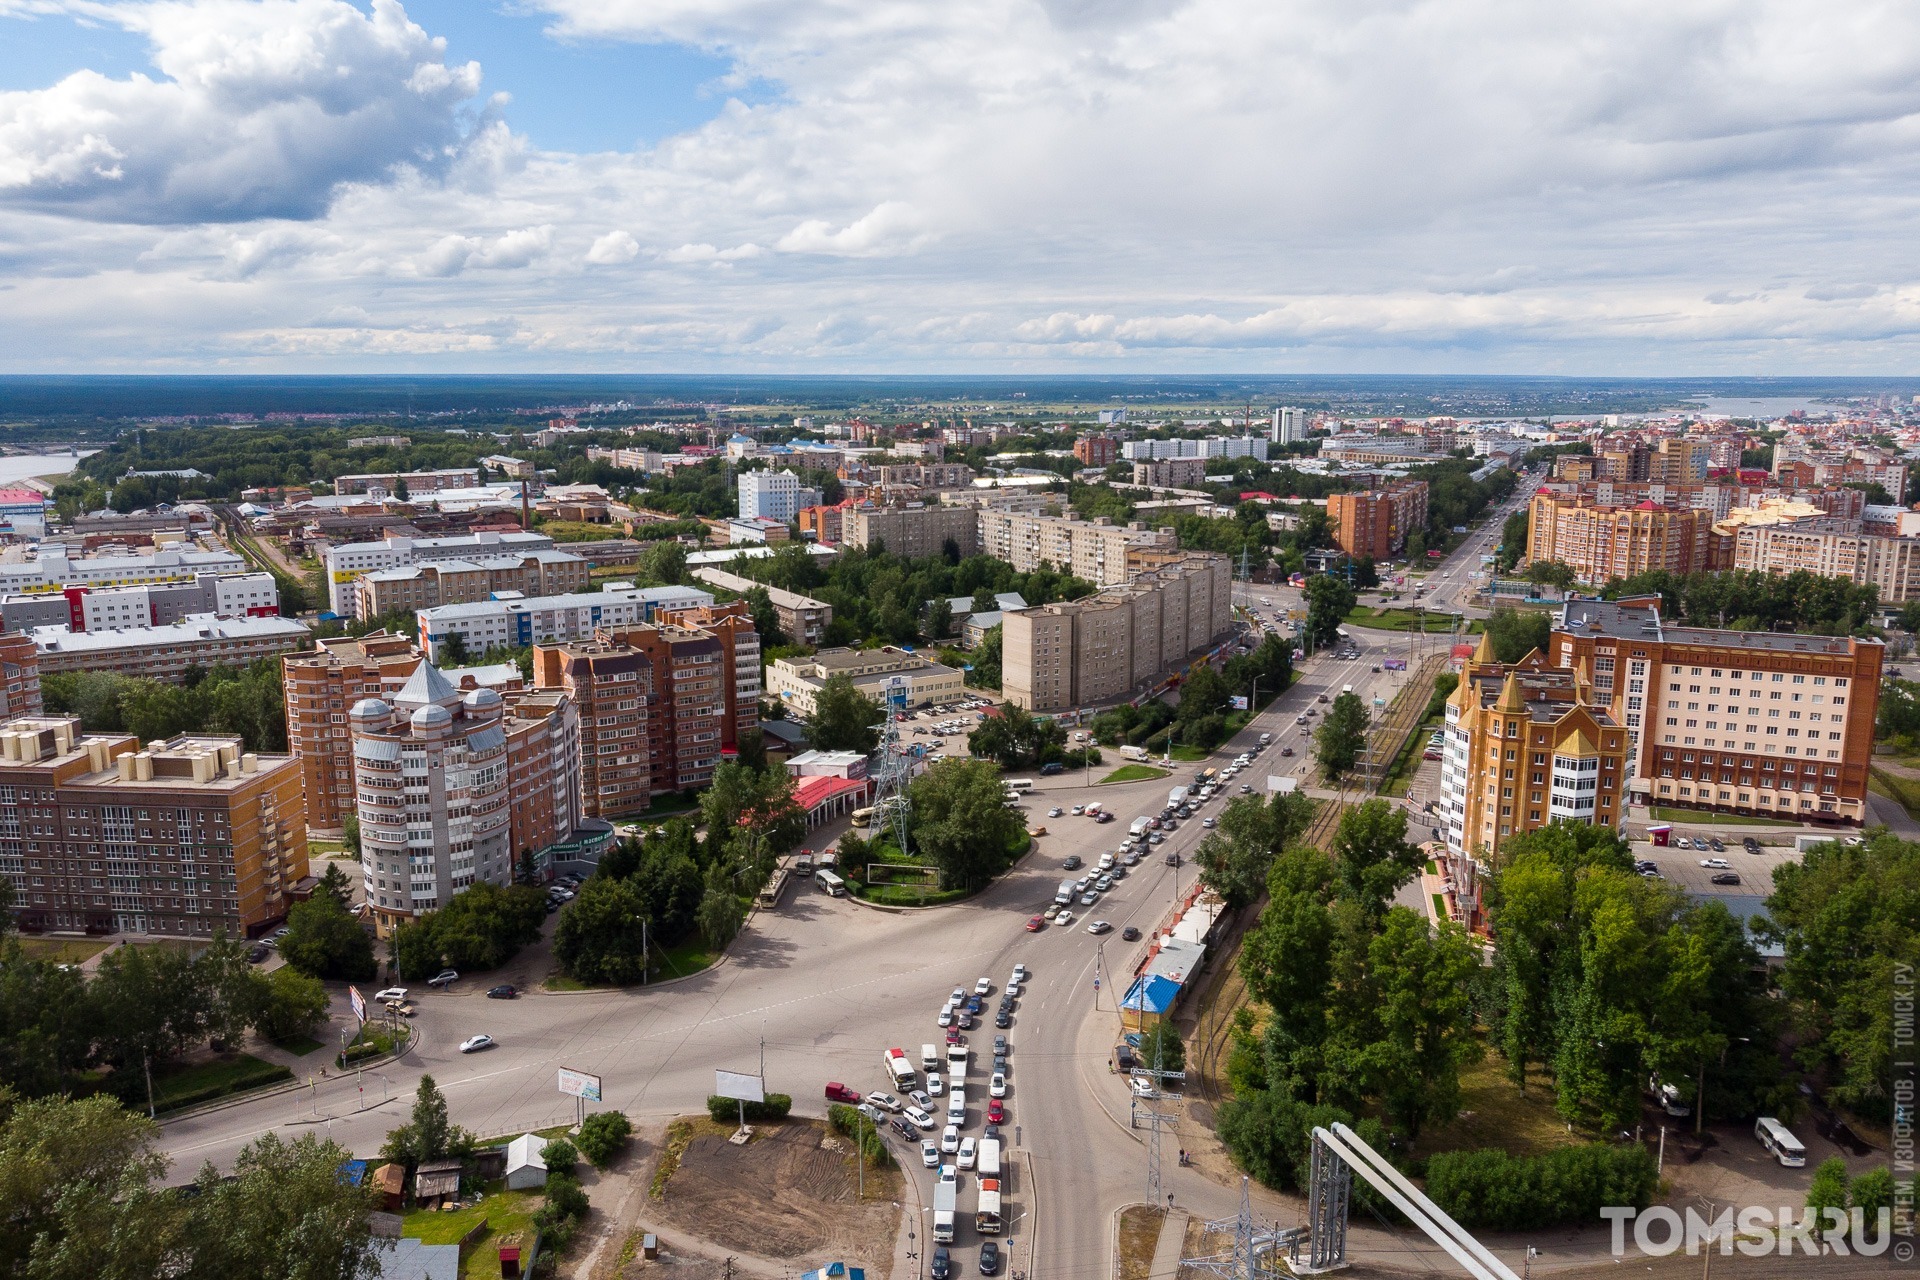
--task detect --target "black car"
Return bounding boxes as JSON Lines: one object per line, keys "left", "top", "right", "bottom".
{"left": 1710, "top": 871, "right": 1741, "bottom": 886}
{"left": 247, "top": 944, "right": 271, "bottom": 964}
{"left": 1121, "top": 926, "right": 1141, "bottom": 941}
{"left": 931, "top": 1247, "right": 952, "bottom": 1280}
{"left": 1743, "top": 838, "right": 1761, "bottom": 853}
{"left": 893, "top": 1118, "right": 918, "bottom": 1141}
{"left": 1164, "top": 852, "right": 1182, "bottom": 867}
{"left": 994, "top": 1011, "right": 1012, "bottom": 1028}
{"left": 979, "top": 1242, "right": 1001, "bottom": 1275}
{"left": 486, "top": 984, "right": 518, "bottom": 999}
{"left": 1062, "top": 855, "right": 1083, "bottom": 871}
{"left": 993, "top": 1054, "right": 1008, "bottom": 1074}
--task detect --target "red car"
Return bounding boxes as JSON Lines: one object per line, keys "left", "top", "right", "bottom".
{"left": 945, "top": 1027, "right": 963, "bottom": 1045}
{"left": 1025, "top": 915, "right": 1045, "bottom": 932}
{"left": 986, "top": 1099, "right": 1006, "bottom": 1125}
{"left": 825, "top": 1081, "right": 863, "bottom": 1104}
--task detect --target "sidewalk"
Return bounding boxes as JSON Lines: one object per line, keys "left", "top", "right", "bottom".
{"left": 1147, "top": 1210, "right": 1188, "bottom": 1280}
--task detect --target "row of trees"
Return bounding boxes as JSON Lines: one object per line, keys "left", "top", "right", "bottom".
{"left": 1085, "top": 635, "right": 1296, "bottom": 754}
{"left": 1484, "top": 824, "right": 1783, "bottom": 1131}
{"left": 1, "top": 1090, "right": 383, "bottom": 1278}
{"left": 554, "top": 762, "right": 806, "bottom": 984}
{"left": 42, "top": 658, "right": 289, "bottom": 754}
{"left": 393, "top": 882, "right": 547, "bottom": 979}
{"left": 0, "top": 924, "right": 327, "bottom": 1101}
{"left": 1312, "top": 690, "right": 1370, "bottom": 779}
{"left": 1600, "top": 568, "right": 1882, "bottom": 635}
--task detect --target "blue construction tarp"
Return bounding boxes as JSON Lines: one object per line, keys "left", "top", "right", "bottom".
{"left": 802, "top": 1265, "right": 866, "bottom": 1280}
{"left": 1120, "top": 973, "right": 1181, "bottom": 1015}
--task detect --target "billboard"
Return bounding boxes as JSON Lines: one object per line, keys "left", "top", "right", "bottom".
{"left": 715, "top": 1070, "right": 766, "bottom": 1103}
{"left": 348, "top": 985, "right": 367, "bottom": 1025}
{"left": 557, "top": 1068, "right": 603, "bottom": 1101}
{"left": 1230, "top": 695, "right": 1249, "bottom": 710}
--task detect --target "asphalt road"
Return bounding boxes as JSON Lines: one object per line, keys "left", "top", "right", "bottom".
{"left": 158, "top": 510, "right": 1522, "bottom": 1278}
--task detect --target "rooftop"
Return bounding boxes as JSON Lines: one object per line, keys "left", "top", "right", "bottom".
{"left": 419, "top": 584, "right": 712, "bottom": 622}
{"left": 30, "top": 612, "right": 312, "bottom": 653}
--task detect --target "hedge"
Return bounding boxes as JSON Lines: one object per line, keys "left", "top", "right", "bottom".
{"left": 1424, "top": 1144, "right": 1658, "bottom": 1231}
{"left": 151, "top": 1063, "right": 294, "bottom": 1115}
{"left": 826, "top": 1103, "right": 894, "bottom": 1168}
{"left": 706, "top": 1093, "right": 793, "bottom": 1124}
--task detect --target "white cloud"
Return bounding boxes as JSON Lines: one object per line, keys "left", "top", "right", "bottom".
{"left": 586, "top": 229, "right": 639, "bottom": 264}
{"left": 0, "top": 0, "right": 481, "bottom": 222}
{"left": 8, "top": 0, "right": 1920, "bottom": 368}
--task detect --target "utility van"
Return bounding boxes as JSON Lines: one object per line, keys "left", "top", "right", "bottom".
{"left": 1055, "top": 879, "right": 1076, "bottom": 906}
{"left": 1754, "top": 1116, "right": 1806, "bottom": 1167}
{"left": 922, "top": 1044, "right": 941, "bottom": 1073}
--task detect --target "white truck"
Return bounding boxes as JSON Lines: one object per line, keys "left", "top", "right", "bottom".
{"left": 1120, "top": 745, "right": 1150, "bottom": 761}
{"left": 977, "top": 1136, "right": 1002, "bottom": 1179}
{"left": 1128, "top": 817, "right": 1152, "bottom": 839}
{"left": 933, "top": 1178, "right": 958, "bottom": 1243}
{"left": 1054, "top": 879, "right": 1076, "bottom": 906}
{"left": 1168, "top": 785, "right": 1189, "bottom": 809}
{"left": 975, "top": 1177, "right": 1004, "bottom": 1235}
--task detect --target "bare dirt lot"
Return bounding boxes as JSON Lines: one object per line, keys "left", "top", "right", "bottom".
{"left": 597, "top": 1118, "right": 901, "bottom": 1280}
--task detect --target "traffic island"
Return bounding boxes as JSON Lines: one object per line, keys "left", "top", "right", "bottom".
{"left": 1114, "top": 1204, "right": 1165, "bottom": 1280}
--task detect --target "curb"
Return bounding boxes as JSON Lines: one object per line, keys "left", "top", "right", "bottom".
{"left": 158, "top": 1029, "right": 416, "bottom": 1126}
{"left": 538, "top": 950, "right": 731, "bottom": 995}
{"left": 842, "top": 836, "right": 1040, "bottom": 915}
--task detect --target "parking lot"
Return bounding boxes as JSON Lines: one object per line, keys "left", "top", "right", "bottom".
{"left": 1629, "top": 836, "right": 1802, "bottom": 899}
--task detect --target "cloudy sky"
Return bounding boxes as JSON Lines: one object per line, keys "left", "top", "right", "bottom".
{"left": 2, "top": 0, "right": 1919, "bottom": 373}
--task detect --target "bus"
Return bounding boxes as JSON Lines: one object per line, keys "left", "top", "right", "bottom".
{"left": 849, "top": 807, "right": 876, "bottom": 829}
{"left": 1753, "top": 1116, "right": 1806, "bottom": 1167}
{"left": 758, "top": 868, "right": 789, "bottom": 907}
{"left": 814, "top": 869, "right": 847, "bottom": 897}
{"left": 1004, "top": 779, "right": 1035, "bottom": 793}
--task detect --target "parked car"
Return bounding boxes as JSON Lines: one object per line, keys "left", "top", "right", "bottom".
{"left": 373, "top": 987, "right": 409, "bottom": 1003}
{"left": 428, "top": 969, "right": 459, "bottom": 988}
{"left": 932, "top": 1246, "right": 953, "bottom": 1280}
{"left": 986, "top": 1099, "right": 1006, "bottom": 1125}
{"left": 927, "top": 1071, "right": 944, "bottom": 1095}
{"left": 1056, "top": 910, "right": 1075, "bottom": 926}
{"left": 994, "top": 1010, "right": 1011, "bottom": 1028}
{"left": 978, "top": 1242, "right": 1001, "bottom": 1275}
{"left": 958, "top": 1136, "right": 977, "bottom": 1169}
{"left": 486, "top": 984, "right": 517, "bottom": 999}
{"left": 1700, "top": 857, "right": 1731, "bottom": 870}
{"left": 866, "top": 1091, "right": 902, "bottom": 1112}
{"left": 1062, "top": 855, "right": 1083, "bottom": 870}
{"left": 458, "top": 1034, "right": 495, "bottom": 1054}
{"left": 1048, "top": 807, "right": 1063, "bottom": 818}
{"left": 941, "top": 1125, "right": 961, "bottom": 1154}
{"left": 1709, "top": 838, "right": 1726, "bottom": 852}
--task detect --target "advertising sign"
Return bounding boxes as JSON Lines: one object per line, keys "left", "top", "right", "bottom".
{"left": 348, "top": 985, "right": 367, "bottom": 1025}
{"left": 557, "top": 1068, "right": 603, "bottom": 1101}
{"left": 1230, "top": 695, "right": 1249, "bottom": 710}
{"left": 715, "top": 1070, "right": 766, "bottom": 1103}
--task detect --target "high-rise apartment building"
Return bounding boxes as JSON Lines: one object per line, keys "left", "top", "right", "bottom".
{"left": 1438, "top": 636, "right": 1630, "bottom": 863}
{"left": 1730, "top": 521, "right": 1920, "bottom": 603}
{"left": 1525, "top": 492, "right": 1720, "bottom": 583}
{"left": 533, "top": 609, "right": 756, "bottom": 815}
{"left": 0, "top": 718, "right": 305, "bottom": 938}
{"left": 1647, "top": 438, "right": 1712, "bottom": 486}
{"left": 417, "top": 584, "right": 712, "bottom": 662}
{"left": 283, "top": 631, "right": 425, "bottom": 836}
{"left": 349, "top": 663, "right": 515, "bottom": 934}
{"left": 1132, "top": 459, "right": 1209, "bottom": 488}
{"left": 1073, "top": 435, "right": 1119, "bottom": 467}
{"left": 1326, "top": 480, "right": 1429, "bottom": 561}
{"left": 738, "top": 469, "right": 804, "bottom": 522}
{"left": 844, "top": 503, "right": 981, "bottom": 559}
{"left": 1548, "top": 596, "right": 1881, "bottom": 826}
{"left": 975, "top": 511, "right": 1174, "bottom": 586}
{"left": 1271, "top": 406, "right": 1310, "bottom": 444}
{"left": 1000, "top": 553, "right": 1232, "bottom": 711}
{"left": 0, "top": 633, "right": 41, "bottom": 722}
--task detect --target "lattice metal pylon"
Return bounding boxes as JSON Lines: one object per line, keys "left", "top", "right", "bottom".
{"left": 869, "top": 676, "right": 915, "bottom": 856}
{"left": 1303, "top": 1131, "right": 1352, "bottom": 1273}
{"left": 1183, "top": 1177, "right": 1303, "bottom": 1280}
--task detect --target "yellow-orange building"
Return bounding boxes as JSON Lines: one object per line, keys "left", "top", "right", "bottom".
{"left": 1438, "top": 634, "right": 1630, "bottom": 866}
{"left": 1524, "top": 492, "right": 1720, "bottom": 584}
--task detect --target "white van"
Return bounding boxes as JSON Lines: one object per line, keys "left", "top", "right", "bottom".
{"left": 1097, "top": 853, "right": 1115, "bottom": 872}
{"left": 948, "top": 1088, "right": 966, "bottom": 1123}
{"left": 1055, "top": 879, "right": 1076, "bottom": 906}
{"left": 922, "top": 1043, "right": 940, "bottom": 1073}
{"left": 1753, "top": 1117, "right": 1805, "bottom": 1166}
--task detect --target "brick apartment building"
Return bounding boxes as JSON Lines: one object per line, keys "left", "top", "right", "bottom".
{"left": 1326, "top": 480, "right": 1429, "bottom": 561}
{"left": 1549, "top": 596, "right": 1882, "bottom": 825}
{"left": 0, "top": 718, "right": 306, "bottom": 939}
{"left": 283, "top": 630, "right": 425, "bottom": 836}
{"left": 1073, "top": 435, "right": 1119, "bottom": 467}
{"left": 844, "top": 503, "right": 981, "bottom": 559}
{"left": 1525, "top": 492, "right": 1721, "bottom": 583}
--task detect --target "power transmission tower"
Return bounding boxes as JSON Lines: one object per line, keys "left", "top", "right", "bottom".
{"left": 1128, "top": 1027, "right": 1186, "bottom": 1208}
{"left": 868, "top": 676, "right": 915, "bottom": 856}
{"left": 1181, "top": 1177, "right": 1304, "bottom": 1280}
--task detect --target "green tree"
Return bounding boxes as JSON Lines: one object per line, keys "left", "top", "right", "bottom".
{"left": 1496, "top": 507, "right": 1529, "bottom": 572}
{"left": 926, "top": 598, "right": 954, "bottom": 640}
{"left": 553, "top": 875, "right": 651, "bottom": 985}
{"left": 278, "top": 892, "right": 377, "bottom": 982}
{"left": 397, "top": 882, "right": 546, "bottom": 974}
{"left": 257, "top": 966, "right": 330, "bottom": 1044}
{"left": 808, "top": 673, "right": 881, "bottom": 754}
{"left": 575, "top": 1110, "right": 634, "bottom": 1168}
{"left": 907, "top": 757, "right": 1024, "bottom": 890}
{"left": 744, "top": 587, "right": 788, "bottom": 647}
{"left": 341, "top": 814, "right": 362, "bottom": 858}
{"left": 1329, "top": 799, "right": 1421, "bottom": 917}
{"left": 1484, "top": 607, "right": 1550, "bottom": 662}
{"left": 1352, "top": 557, "right": 1379, "bottom": 589}
{"left": 1303, "top": 574, "right": 1355, "bottom": 648}
{"left": 1355, "top": 909, "right": 1481, "bottom": 1138}
{"left": 1313, "top": 691, "right": 1369, "bottom": 780}
{"left": 641, "top": 538, "right": 688, "bottom": 586}
{"left": 380, "top": 1075, "right": 469, "bottom": 1172}
{"left": 1195, "top": 793, "right": 1283, "bottom": 908}
{"left": 1525, "top": 560, "right": 1578, "bottom": 591}
{"left": 969, "top": 623, "right": 1003, "bottom": 690}
{"left": 695, "top": 862, "right": 745, "bottom": 950}
{"left": 316, "top": 862, "right": 353, "bottom": 907}
{"left": 1851, "top": 1167, "right": 1896, "bottom": 1220}
{"left": 180, "top": 1130, "right": 384, "bottom": 1280}
{"left": 1136, "top": 1021, "right": 1186, "bottom": 1073}
{"left": 1804, "top": 1158, "right": 1850, "bottom": 1240}
{"left": 0, "top": 1093, "right": 166, "bottom": 1274}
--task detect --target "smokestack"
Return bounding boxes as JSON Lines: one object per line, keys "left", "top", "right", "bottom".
{"left": 521, "top": 480, "right": 530, "bottom": 531}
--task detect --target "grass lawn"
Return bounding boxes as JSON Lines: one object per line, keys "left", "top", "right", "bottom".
{"left": 1870, "top": 767, "right": 1920, "bottom": 821}
{"left": 1345, "top": 605, "right": 1484, "bottom": 634}
{"left": 1415, "top": 1048, "right": 1587, "bottom": 1159}
{"left": 1647, "top": 805, "right": 1807, "bottom": 828}
{"left": 11, "top": 936, "right": 110, "bottom": 965}
{"left": 272, "top": 1034, "right": 326, "bottom": 1058}
{"left": 1100, "top": 763, "right": 1171, "bottom": 785}
{"left": 1377, "top": 715, "right": 1441, "bottom": 798}
{"left": 654, "top": 938, "right": 719, "bottom": 980}
{"left": 1163, "top": 743, "right": 1210, "bottom": 762}
{"left": 150, "top": 1052, "right": 292, "bottom": 1111}
{"left": 404, "top": 1184, "right": 543, "bottom": 1279}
